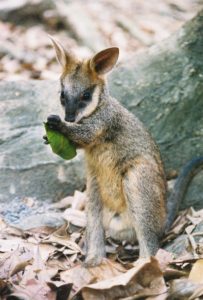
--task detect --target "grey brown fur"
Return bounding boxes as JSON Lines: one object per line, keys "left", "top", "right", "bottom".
{"left": 46, "top": 38, "right": 203, "bottom": 267}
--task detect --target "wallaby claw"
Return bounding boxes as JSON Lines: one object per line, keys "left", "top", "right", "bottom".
{"left": 43, "top": 135, "right": 48, "bottom": 140}
{"left": 43, "top": 135, "right": 49, "bottom": 144}
{"left": 47, "top": 114, "right": 61, "bottom": 130}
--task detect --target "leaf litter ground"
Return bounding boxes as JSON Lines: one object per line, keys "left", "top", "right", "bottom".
{"left": 1, "top": 191, "right": 203, "bottom": 299}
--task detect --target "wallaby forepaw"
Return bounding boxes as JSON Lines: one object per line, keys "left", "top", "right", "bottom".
{"left": 47, "top": 114, "right": 62, "bottom": 130}
{"left": 43, "top": 135, "right": 49, "bottom": 144}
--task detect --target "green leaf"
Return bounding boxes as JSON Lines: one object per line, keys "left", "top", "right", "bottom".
{"left": 44, "top": 122, "right": 76, "bottom": 160}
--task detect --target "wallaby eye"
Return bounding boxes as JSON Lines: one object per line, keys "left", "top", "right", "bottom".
{"left": 60, "top": 90, "right": 65, "bottom": 99}
{"left": 60, "top": 90, "right": 65, "bottom": 106}
{"left": 81, "top": 91, "right": 91, "bottom": 101}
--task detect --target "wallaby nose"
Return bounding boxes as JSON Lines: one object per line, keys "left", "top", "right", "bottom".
{"left": 65, "top": 115, "right": 75, "bottom": 122}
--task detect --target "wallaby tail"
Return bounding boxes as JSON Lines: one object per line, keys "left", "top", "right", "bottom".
{"left": 165, "top": 156, "right": 203, "bottom": 232}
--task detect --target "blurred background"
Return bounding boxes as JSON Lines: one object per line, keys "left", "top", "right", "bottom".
{"left": 0, "top": 0, "right": 202, "bottom": 81}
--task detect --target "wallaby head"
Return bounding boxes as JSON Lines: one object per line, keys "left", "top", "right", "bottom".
{"left": 50, "top": 36, "right": 119, "bottom": 123}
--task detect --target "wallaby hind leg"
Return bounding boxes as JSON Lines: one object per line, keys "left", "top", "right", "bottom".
{"left": 122, "top": 159, "right": 166, "bottom": 257}
{"left": 84, "top": 176, "right": 106, "bottom": 267}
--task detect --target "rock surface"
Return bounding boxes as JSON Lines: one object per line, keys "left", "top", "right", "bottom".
{"left": 0, "top": 12, "right": 202, "bottom": 210}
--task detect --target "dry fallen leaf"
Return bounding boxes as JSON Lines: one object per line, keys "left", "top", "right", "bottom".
{"left": 0, "top": 217, "right": 26, "bottom": 239}
{"left": 155, "top": 249, "right": 173, "bottom": 272}
{"left": 43, "top": 233, "right": 83, "bottom": 254}
{"left": 0, "top": 237, "right": 25, "bottom": 252}
{"left": 38, "top": 243, "right": 58, "bottom": 262}
{"left": 189, "top": 259, "right": 203, "bottom": 284}
{"left": 10, "top": 258, "right": 33, "bottom": 278}
{"left": 10, "top": 278, "right": 56, "bottom": 300}
{"left": 20, "top": 245, "right": 58, "bottom": 287}
{"left": 72, "top": 190, "right": 87, "bottom": 210}
{"left": 60, "top": 258, "right": 126, "bottom": 298}
{"left": 0, "top": 247, "right": 33, "bottom": 279}
{"left": 63, "top": 208, "right": 87, "bottom": 228}
{"left": 47, "top": 281, "right": 73, "bottom": 300}
{"left": 80, "top": 257, "right": 167, "bottom": 300}
{"left": 168, "top": 278, "right": 203, "bottom": 300}
{"left": 51, "top": 190, "right": 86, "bottom": 211}
{"left": 47, "top": 257, "right": 73, "bottom": 271}
{"left": 0, "top": 204, "right": 203, "bottom": 300}
{"left": 51, "top": 196, "right": 74, "bottom": 209}
{"left": 163, "top": 209, "right": 191, "bottom": 242}
{"left": 163, "top": 267, "right": 188, "bottom": 281}
{"left": 0, "top": 278, "right": 11, "bottom": 298}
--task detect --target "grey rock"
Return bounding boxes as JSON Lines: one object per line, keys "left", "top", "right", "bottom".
{"left": 116, "top": 14, "right": 153, "bottom": 46}
{"left": 0, "top": 0, "right": 56, "bottom": 23}
{"left": 55, "top": 1, "right": 107, "bottom": 52}
{"left": 16, "top": 212, "right": 65, "bottom": 230}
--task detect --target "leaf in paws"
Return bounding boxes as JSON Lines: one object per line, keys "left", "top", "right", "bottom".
{"left": 43, "top": 135, "right": 49, "bottom": 145}
{"left": 44, "top": 122, "right": 76, "bottom": 160}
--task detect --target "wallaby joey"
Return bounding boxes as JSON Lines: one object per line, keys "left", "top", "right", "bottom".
{"left": 45, "top": 37, "right": 203, "bottom": 267}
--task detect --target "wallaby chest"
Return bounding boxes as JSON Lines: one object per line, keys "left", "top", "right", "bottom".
{"left": 85, "top": 144, "right": 126, "bottom": 213}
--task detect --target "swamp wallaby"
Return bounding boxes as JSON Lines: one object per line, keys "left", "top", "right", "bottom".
{"left": 45, "top": 37, "right": 203, "bottom": 267}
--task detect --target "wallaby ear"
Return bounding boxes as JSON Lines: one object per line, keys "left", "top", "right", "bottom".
{"left": 90, "top": 47, "right": 119, "bottom": 75}
{"left": 48, "top": 35, "right": 73, "bottom": 69}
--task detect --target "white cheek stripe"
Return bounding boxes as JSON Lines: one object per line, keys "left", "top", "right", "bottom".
{"left": 75, "top": 86, "right": 100, "bottom": 123}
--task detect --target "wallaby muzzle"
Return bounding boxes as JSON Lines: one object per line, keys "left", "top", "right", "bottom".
{"left": 65, "top": 115, "right": 75, "bottom": 122}
{"left": 64, "top": 97, "right": 78, "bottom": 122}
